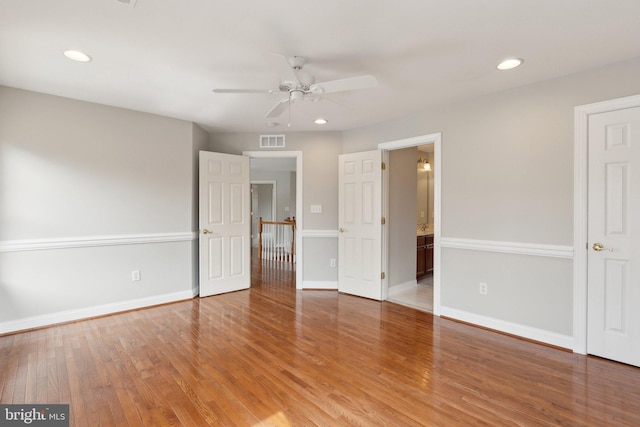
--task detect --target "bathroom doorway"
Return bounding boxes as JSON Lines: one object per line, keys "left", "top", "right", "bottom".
{"left": 378, "top": 134, "right": 441, "bottom": 315}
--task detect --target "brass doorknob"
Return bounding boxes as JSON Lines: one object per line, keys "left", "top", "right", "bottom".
{"left": 202, "top": 229, "right": 212, "bottom": 234}
{"left": 592, "top": 242, "right": 613, "bottom": 252}
{"left": 339, "top": 228, "right": 345, "bottom": 233}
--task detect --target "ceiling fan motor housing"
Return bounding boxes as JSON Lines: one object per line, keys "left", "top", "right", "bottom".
{"left": 290, "top": 90, "right": 304, "bottom": 100}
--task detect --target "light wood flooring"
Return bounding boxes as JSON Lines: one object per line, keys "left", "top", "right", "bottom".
{"left": 1, "top": 259, "right": 640, "bottom": 426}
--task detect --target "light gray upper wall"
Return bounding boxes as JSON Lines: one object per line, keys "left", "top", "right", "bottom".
{"left": 0, "top": 85, "right": 194, "bottom": 240}
{"left": 209, "top": 131, "right": 342, "bottom": 229}
{"left": 343, "top": 57, "right": 640, "bottom": 245}
{"left": 388, "top": 147, "right": 417, "bottom": 287}
{"left": 250, "top": 169, "right": 293, "bottom": 221}
{"left": 191, "top": 123, "right": 210, "bottom": 231}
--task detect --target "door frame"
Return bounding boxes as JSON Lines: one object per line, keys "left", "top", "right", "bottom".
{"left": 243, "top": 150, "right": 303, "bottom": 288}
{"left": 378, "top": 133, "right": 442, "bottom": 315}
{"left": 573, "top": 93, "right": 640, "bottom": 354}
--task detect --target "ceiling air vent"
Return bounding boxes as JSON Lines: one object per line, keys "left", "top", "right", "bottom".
{"left": 259, "top": 135, "right": 285, "bottom": 149}
{"left": 115, "top": 0, "right": 137, "bottom": 7}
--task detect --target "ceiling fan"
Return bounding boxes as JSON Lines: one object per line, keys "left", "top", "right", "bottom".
{"left": 212, "top": 54, "right": 377, "bottom": 119}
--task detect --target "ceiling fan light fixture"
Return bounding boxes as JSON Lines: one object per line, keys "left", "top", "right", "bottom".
{"left": 314, "top": 118, "right": 328, "bottom": 125}
{"left": 497, "top": 58, "right": 523, "bottom": 70}
{"left": 63, "top": 50, "right": 92, "bottom": 62}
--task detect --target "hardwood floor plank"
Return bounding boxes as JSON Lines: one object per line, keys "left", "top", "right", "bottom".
{"left": 2, "top": 257, "right": 640, "bottom": 426}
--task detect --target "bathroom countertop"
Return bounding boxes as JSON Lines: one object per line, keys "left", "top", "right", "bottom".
{"left": 416, "top": 229, "right": 434, "bottom": 236}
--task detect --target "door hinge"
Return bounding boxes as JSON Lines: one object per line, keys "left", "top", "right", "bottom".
{"left": 381, "top": 217, "right": 386, "bottom": 225}
{"left": 381, "top": 162, "right": 386, "bottom": 170}
{"left": 381, "top": 272, "right": 386, "bottom": 279}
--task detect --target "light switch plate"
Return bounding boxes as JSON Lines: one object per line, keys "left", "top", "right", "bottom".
{"left": 310, "top": 204, "right": 322, "bottom": 214}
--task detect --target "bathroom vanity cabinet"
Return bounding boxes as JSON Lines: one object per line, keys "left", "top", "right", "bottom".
{"left": 416, "top": 234, "right": 434, "bottom": 279}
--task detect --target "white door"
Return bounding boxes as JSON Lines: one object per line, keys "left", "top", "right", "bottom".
{"left": 338, "top": 150, "right": 383, "bottom": 300}
{"left": 199, "top": 151, "right": 251, "bottom": 297}
{"left": 587, "top": 106, "right": 640, "bottom": 367}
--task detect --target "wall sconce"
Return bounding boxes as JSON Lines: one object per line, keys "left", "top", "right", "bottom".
{"left": 418, "top": 158, "right": 432, "bottom": 171}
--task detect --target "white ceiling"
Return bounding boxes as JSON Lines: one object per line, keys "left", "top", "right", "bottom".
{"left": 2, "top": 0, "right": 640, "bottom": 133}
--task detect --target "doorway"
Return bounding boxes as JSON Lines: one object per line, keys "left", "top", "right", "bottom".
{"left": 378, "top": 133, "right": 442, "bottom": 315}
{"left": 385, "top": 144, "right": 435, "bottom": 311}
{"left": 244, "top": 151, "right": 303, "bottom": 288}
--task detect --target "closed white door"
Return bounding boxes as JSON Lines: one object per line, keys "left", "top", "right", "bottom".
{"left": 587, "top": 106, "right": 640, "bottom": 367}
{"left": 338, "top": 150, "right": 383, "bottom": 300}
{"left": 199, "top": 151, "right": 250, "bottom": 297}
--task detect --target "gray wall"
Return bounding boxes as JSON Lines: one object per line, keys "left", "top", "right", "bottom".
{"left": 388, "top": 148, "right": 417, "bottom": 288}
{"left": 0, "top": 86, "right": 198, "bottom": 331}
{"left": 250, "top": 169, "right": 293, "bottom": 221}
{"left": 343, "top": 57, "right": 640, "bottom": 337}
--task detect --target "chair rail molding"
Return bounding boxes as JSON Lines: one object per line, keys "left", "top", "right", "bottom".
{"left": 440, "top": 237, "right": 574, "bottom": 259}
{"left": 0, "top": 232, "right": 197, "bottom": 253}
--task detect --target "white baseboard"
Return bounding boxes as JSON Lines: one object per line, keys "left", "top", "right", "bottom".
{"left": 0, "top": 290, "right": 194, "bottom": 335}
{"left": 387, "top": 280, "right": 418, "bottom": 298}
{"left": 302, "top": 281, "right": 338, "bottom": 290}
{"left": 440, "top": 306, "right": 574, "bottom": 350}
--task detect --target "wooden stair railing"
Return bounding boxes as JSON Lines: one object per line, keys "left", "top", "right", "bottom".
{"left": 258, "top": 217, "right": 296, "bottom": 262}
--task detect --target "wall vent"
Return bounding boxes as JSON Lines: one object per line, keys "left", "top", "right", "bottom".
{"left": 259, "top": 135, "right": 285, "bottom": 149}
{"left": 115, "top": 0, "right": 137, "bottom": 7}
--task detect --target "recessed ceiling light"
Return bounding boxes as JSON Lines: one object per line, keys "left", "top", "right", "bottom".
{"left": 63, "top": 50, "right": 92, "bottom": 62}
{"left": 314, "top": 118, "right": 328, "bottom": 125}
{"left": 497, "top": 58, "right": 523, "bottom": 70}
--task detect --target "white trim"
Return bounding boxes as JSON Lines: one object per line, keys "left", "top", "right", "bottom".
{"left": 243, "top": 150, "right": 303, "bottom": 289}
{"left": 378, "top": 133, "right": 441, "bottom": 150}
{"left": 0, "top": 232, "right": 197, "bottom": 253}
{"left": 441, "top": 237, "right": 574, "bottom": 259}
{"left": 440, "top": 306, "right": 574, "bottom": 350}
{"left": 573, "top": 93, "right": 640, "bottom": 355}
{"left": 378, "top": 133, "right": 442, "bottom": 315}
{"left": 300, "top": 229, "right": 339, "bottom": 238}
{"left": 302, "top": 281, "right": 337, "bottom": 290}
{"left": 0, "top": 290, "right": 194, "bottom": 335}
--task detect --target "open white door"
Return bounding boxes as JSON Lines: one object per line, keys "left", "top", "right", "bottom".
{"left": 587, "top": 106, "right": 640, "bottom": 367}
{"left": 338, "top": 150, "right": 383, "bottom": 300}
{"left": 199, "top": 151, "right": 250, "bottom": 297}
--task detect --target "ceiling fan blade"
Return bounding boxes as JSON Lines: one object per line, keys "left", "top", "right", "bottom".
{"left": 265, "top": 53, "right": 300, "bottom": 86}
{"left": 311, "top": 75, "right": 377, "bottom": 94}
{"left": 212, "top": 88, "right": 273, "bottom": 94}
{"left": 265, "top": 98, "right": 294, "bottom": 118}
